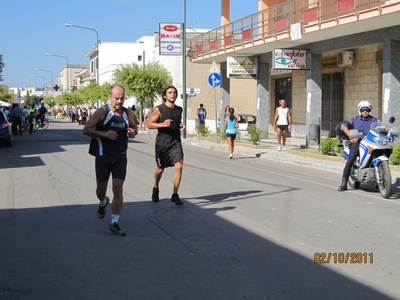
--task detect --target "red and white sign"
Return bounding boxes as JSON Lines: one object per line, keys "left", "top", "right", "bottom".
{"left": 159, "top": 23, "right": 182, "bottom": 56}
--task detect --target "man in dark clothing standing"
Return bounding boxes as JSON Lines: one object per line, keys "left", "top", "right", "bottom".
{"left": 11, "top": 103, "right": 23, "bottom": 135}
{"left": 147, "top": 86, "right": 186, "bottom": 205}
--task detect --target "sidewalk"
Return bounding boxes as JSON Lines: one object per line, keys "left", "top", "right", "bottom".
{"left": 183, "top": 134, "right": 400, "bottom": 179}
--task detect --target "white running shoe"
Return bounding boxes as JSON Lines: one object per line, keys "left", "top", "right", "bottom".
{"left": 229, "top": 153, "right": 233, "bottom": 159}
{"left": 282, "top": 146, "right": 287, "bottom": 151}
{"left": 278, "top": 145, "right": 282, "bottom": 151}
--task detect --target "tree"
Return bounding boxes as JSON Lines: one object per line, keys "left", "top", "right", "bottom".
{"left": 113, "top": 61, "right": 172, "bottom": 126}
{"left": 25, "top": 95, "right": 43, "bottom": 108}
{"left": 0, "top": 54, "right": 4, "bottom": 81}
{"left": 78, "top": 82, "right": 110, "bottom": 107}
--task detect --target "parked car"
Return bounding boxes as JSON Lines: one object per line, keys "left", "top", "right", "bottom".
{"left": 218, "top": 113, "right": 257, "bottom": 135}
{"left": 0, "top": 110, "right": 12, "bottom": 147}
{"left": 236, "top": 113, "right": 257, "bottom": 135}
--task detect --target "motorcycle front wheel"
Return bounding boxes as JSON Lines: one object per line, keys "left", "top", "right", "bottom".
{"left": 348, "top": 166, "right": 361, "bottom": 189}
{"left": 377, "top": 160, "right": 391, "bottom": 198}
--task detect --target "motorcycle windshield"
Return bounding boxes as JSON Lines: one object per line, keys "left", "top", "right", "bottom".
{"left": 370, "top": 122, "right": 389, "bottom": 136}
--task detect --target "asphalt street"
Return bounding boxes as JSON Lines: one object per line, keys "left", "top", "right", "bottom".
{"left": 1, "top": 119, "right": 400, "bottom": 300}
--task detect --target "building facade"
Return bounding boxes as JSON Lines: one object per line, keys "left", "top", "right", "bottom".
{"left": 187, "top": 0, "right": 400, "bottom": 140}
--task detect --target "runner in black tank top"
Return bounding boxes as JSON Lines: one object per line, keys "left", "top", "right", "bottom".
{"left": 147, "top": 86, "right": 186, "bottom": 205}
{"left": 83, "top": 84, "right": 138, "bottom": 236}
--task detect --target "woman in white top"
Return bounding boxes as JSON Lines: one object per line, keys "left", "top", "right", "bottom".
{"left": 273, "top": 99, "right": 292, "bottom": 151}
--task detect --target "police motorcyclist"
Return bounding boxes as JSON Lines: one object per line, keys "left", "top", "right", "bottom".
{"left": 338, "top": 100, "right": 379, "bottom": 191}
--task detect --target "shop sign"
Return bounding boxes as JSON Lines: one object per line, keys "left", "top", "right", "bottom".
{"left": 159, "top": 23, "right": 182, "bottom": 56}
{"left": 273, "top": 49, "right": 307, "bottom": 69}
{"left": 227, "top": 56, "right": 258, "bottom": 79}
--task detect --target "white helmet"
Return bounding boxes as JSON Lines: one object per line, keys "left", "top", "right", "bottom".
{"left": 357, "top": 100, "right": 372, "bottom": 115}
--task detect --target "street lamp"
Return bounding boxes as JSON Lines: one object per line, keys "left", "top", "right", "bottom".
{"left": 65, "top": 23, "right": 99, "bottom": 86}
{"left": 182, "top": 0, "right": 187, "bottom": 138}
{"left": 45, "top": 53, "right": 69, "bottom": 93}
{"left": 36, "top": 68, "right": 54, "bottom": 103}
{"left": 31, "top": 75, "right": 46, "bottom": 99}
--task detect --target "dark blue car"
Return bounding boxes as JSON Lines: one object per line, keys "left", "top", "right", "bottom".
{"left": 0, "top": 110, "right": 12, "bottom": 147}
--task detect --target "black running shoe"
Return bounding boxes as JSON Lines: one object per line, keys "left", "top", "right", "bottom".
{"left": 109, "top": 222, "right": 126, "bottom": 236}
{"left": 171, "top": 193, "right": 183, "bottom": 205}
{"left": 97, "top": 196, "right": 110, "bottom": 219}
{"left": 152, "top": 187, "right": 159, "bottom": 202}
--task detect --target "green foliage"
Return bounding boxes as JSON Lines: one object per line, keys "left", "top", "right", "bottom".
{"left": 390, "top": 144, "right": 400, "bottom": 165}
{"left": 78, "top": 82, "right": 110, "bottom": 105}
{"left": 0, "top": 92, "right": 5, "bottom": 101}
{"left": 113, "top": 62, "right": 173, "bottom": 120}
{"left": 196, "top": 124, "right": 211, "bottom": 137}
{"left": 321, "top": 138, "right": 343, "bottom": 156}
{"left": 218, "top": 127, "right": 226, "bottom": 140}
{"left": 248, "top": 125, "right": 263, "bottom": 144}
{"left": 58, "top": 91, "right": 83, "bottom": 107}
{"left": 25, "top": 95, "right": 43, "bottom": 108}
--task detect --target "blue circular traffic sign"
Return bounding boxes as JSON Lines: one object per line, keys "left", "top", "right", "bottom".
{"left": 208, "top": 73, "right": 221, "bottom": 87}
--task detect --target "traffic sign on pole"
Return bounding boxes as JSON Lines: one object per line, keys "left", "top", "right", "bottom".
{"left": 209, "top": 61, "right": 220, "bottom": 73}
{"left": 208, "top": 73, "right": 222, "bottom": 88}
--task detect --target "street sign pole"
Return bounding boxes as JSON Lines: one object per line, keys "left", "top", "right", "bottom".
{"left": 214, "top": 86, "right": 218, "bottom": 142}
{"left": 208, "top": 72, "right": 222, "bottom": 142}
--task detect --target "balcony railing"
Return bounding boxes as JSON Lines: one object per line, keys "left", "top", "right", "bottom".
{"left": 187, "top": 0, "right": 400, "bottom": 60}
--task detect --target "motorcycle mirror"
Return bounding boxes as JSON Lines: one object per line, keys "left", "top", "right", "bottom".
{"left": 389, "top": 117, "right": 395, "bottom": 124}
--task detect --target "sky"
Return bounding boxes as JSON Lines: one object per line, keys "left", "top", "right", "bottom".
{"left": 0, "top": 0, "right": 257, "bottom": 88}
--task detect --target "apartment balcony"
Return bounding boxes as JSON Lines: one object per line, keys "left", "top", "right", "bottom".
{"left": 187, "top": 0, "right": 400, "bottom": 64}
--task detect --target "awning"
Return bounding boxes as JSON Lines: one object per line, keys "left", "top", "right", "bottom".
{"left": 0, "top": 100, "right": 11, "bottom": 107}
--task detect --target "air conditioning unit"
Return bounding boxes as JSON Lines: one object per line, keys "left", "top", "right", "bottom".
{"left": 337, "top": 51, "right": 354, "bottom": 67}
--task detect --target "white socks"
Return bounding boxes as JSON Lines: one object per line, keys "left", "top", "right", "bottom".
{"left": 111, "top": 214, "right": 120, "bottom": 224}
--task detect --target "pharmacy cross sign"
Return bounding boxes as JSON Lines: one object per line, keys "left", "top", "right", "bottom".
{"left": 208, "top": 72, "right": 221, "bottom": 88}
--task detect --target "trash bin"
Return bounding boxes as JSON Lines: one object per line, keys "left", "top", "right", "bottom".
{"left": 309, "top": 124, "right": 320, "bottom": 144}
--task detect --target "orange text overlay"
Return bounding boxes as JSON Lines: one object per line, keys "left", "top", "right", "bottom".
{"left": 314, "top": 252, "right": 373, "bottom": 264}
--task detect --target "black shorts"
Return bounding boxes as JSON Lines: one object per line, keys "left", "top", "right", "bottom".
{"left": 95, "top": 156, "right": 127, "bottom": 182}
{"left": 276, "top": 125, "right": 289, "bottom": 131}
{"left": 226, "top": 133, "right": 236, "bottom": 139}
{"left": 155, "top": 142, "right": 184, "bottom": 169}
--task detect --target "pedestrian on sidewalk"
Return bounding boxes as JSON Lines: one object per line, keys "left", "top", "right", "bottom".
{"left": 11, "top": 103, "right": 23, "bottom": 136}
{"left": 224, "top": 107, "right": 239, "bottom": 159}
{"left": 147, "top": 86, "right": 186, "bottom": 206}
{"left": 223, "top": 105, "right": 230, "bottom": 119}
{"left": 196, "top": 103, "right": 207, "bottom": 126}
{"left": 273, "top": 99, "right": 292, "bottom": 151}
{"left": 83, "top": 84, "right": 138, "bottom": 236}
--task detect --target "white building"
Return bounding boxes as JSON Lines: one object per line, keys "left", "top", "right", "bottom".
{"left": 85, "top": 35, "right": 156, "bottom": 85}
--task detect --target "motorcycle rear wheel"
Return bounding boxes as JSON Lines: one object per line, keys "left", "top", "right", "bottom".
{"left": 377, "top": 160, "right": 391, "bottom": 198}
{"left": 40, "top": 120, "right": 49, "bottom": 130}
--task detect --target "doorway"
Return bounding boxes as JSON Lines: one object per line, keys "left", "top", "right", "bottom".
{"left": 275, "top": 77, "right": 292, "bottom": 108}
{"left": 321, "top": 73, "right": 344, "bottom": 137}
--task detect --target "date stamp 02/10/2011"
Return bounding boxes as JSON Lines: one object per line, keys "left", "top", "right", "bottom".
{"left": 314, "top": 252, "right": 374, "bottom": 264}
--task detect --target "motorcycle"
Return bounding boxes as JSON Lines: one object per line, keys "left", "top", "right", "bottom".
{"left": 340, "top": 117, "right": 399, "bottom": 198}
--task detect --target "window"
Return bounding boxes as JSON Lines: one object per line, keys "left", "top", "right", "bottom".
{"left": 138, "top": 55, "right": 142, "bottom": 61}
